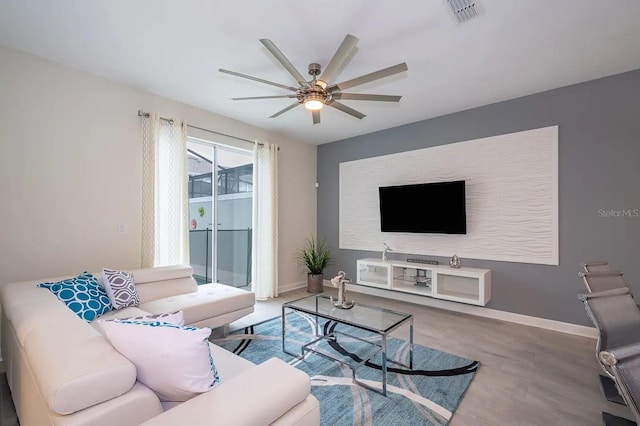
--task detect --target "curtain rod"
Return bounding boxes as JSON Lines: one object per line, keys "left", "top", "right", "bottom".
{"left": 137, "top": 110, "right": 260, "bottom": 146}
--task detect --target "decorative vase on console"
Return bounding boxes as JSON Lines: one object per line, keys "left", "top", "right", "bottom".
{"left": 449, "top": 254, "right": 461, "bottom": 268}
{"left": 330, "top": 271, "right": 355, "bottom": 309}
{"left": 382, "top": 242, "right": 393, "bottom": 261}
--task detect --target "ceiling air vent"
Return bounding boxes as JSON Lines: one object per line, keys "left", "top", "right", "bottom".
{"left": 447, "top": 0, "right": 480, "bottom": 23}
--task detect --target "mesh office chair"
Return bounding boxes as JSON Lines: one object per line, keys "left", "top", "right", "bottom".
{"left": 579, "top": 262, "right": 640, "bottom": 423}
{"left": 600, "top": 344, "right": 640, "bottom": 423}
{"left": 579, "top": 287, "right": 640, "bottom": 377}
{"left": 580, "top": 261, "right": 626, "bottom": 293}
{"left": 582, "top": 260, "right": 613, "bottom": 274}
{"left": 579, "top": 287, "right": 640, "bottom": 424}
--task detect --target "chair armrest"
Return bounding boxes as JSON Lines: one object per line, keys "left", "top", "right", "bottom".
{"left": 140, "top": 358, "right": 312, "bottom": 426}
{"left": 600, "top": 343, "right": 640, "bottom": 421}
{"left": 579, "top": 270, "right": 624, "bottom": 278}
{"left": 583, "top": 260, "right": 609, "bottom": 267}
{"left": 600, "top": 343, "right": 640, "bottom": 367}
{"left": 578, "top": 287, "right": 630, "bottom": 301}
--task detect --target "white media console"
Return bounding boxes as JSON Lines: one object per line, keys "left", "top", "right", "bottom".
{"left": 356, "top": 258, "right": 491, "bottom": 306}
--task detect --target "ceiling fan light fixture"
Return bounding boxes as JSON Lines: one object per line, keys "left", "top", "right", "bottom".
{"left": 304, "top": 99, "right": 324, "bottom": 110}
{"left": 304, "top": 92, "right": 325, "bottom": 110}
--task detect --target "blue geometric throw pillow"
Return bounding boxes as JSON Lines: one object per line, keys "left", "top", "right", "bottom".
{"left": 38, "top": 272, "right": 113, "bottom": 321}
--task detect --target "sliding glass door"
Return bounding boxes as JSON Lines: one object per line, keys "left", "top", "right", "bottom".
{"left": 187, "top": 139, "right": 253, "bottom": 288}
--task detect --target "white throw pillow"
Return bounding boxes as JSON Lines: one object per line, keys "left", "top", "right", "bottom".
{"left": 102, "top": 268, "right": 140, "bottom": 309}
{"left": 100, "top": 320, "right": 219, "bottom": 401}
{"left": 95, "top": 311, "right": 185, "bottom": 335}
{"left": 116, "top": 311, "right": 185, "bottom": 326}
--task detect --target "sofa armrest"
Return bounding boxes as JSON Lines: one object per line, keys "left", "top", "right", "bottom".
{"left": 140, "top": 358, "right": 312, "bottom": 426}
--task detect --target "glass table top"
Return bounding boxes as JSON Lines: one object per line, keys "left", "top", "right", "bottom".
{"left": 283, "top": 294, "right": 412, "bottom": 333}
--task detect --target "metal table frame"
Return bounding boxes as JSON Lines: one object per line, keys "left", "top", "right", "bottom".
{"left": 282, "top": 294, "right": 414, "bottom": 396}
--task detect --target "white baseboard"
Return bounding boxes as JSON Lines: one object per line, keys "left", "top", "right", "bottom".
{"left": 278, "top": 281, "right": 306, "bottom": 294}
{"left": 335, "top": 282, "right": 597, "bottom": 339}
{"left": 278, "top": 280, "right": 596, "bottom": 339}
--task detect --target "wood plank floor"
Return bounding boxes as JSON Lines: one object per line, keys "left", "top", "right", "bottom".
{"left": 0, "top": 287, "right": 634, "bottom": 425}
{"left": 232, "top": 287, "right": 635, "bottom": 425}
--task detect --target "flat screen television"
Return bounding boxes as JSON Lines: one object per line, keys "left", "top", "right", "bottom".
{"left": 379, "top": 180, "right": 466, "bottom": 234}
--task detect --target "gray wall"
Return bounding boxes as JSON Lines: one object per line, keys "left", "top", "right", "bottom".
{"left": 318, "top": 69, "right": 640, "bottom": 326}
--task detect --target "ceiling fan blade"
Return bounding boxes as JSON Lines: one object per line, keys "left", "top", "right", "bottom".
{"left": 333, "top": 93, "right": 402, "bottom": 102}
{"left": 260, "top": 39, "right": 310, "bottom": 88}
{"left": 317, "top": 34, "right": 359, "bottom": 89}
{"left": 219, "top": 69, "right": 297, "bottom": 92}
{"left": 330, "top": 63, "right": 408, "bottom": 92}
{"left": 312, "top": 110, "right": 320, "bottom": 125}
{"left": 269, "top": 102, "right": 301, "bottom": 118}
{"left": 328, "top": 101, "right": 366, "bottom": 120}
{"left": 231, "top": 95, "right": 298, "bottom": 100}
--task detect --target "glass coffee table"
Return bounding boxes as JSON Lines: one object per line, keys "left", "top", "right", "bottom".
{"left": 282, "top": 294, "right": 413, "bottom": 396}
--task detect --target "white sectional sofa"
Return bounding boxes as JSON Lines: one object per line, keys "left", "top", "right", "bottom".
{"left": 0, "top": 265, "right": 320, "bottom": 426}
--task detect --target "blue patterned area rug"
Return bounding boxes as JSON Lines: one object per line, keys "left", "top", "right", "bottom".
{"left": 213, "top": 311, "right": 478, "bottom": 425}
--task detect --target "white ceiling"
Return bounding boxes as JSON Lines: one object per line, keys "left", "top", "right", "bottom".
{"left": 1, "top": 0, "right": 639, "bottom": 145}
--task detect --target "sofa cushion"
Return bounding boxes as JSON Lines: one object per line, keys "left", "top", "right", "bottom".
{"left": 95, "top": 306, "right": 152, "bottom": 322}
{"left": 100, "top": 320, "right": 219, "bottom": 402}
{"left": 139, "top": 358, "right": 314, "bottom": 426}
{"left": 131, "top": 265, "right": 198, "bottom": 304}
{"left": 23, "top": 310, "right": 137, "bottom": 415}
{"left": 208, "top": 342, "right": 255, "bottom": 382}
{"left": 47, "top": 382, "right": 164, "bottom": 426}
{"left": 102, "top": 268, "right": 140, "bottom": 309}
{"left": 113, "top": 310, "right": 185, "bottom": 326}
{"left": 2, "top": 283, "right": 79, "bottom": 346}
{"left": 38, "top": 272, "right": 112, "bottom": 321}
{"left": 94, "top": 309, "right": 185, "bottom": 334}
{"left": 139, "top": 283, "right": 255, "bottom": 326}
{"left": 90, "top": 306, "right": 150, "bottom": 334}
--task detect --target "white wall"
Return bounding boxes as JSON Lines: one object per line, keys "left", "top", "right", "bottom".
{"left": 339, "top": 126, "right": 559, "bottom": 265}
{"left": 0, "top": 45, "right": 317, "bottom": 289}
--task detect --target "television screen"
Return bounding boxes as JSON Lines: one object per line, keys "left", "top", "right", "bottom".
{"left": 379, "top": 181, "right": 466, "bottom": 234}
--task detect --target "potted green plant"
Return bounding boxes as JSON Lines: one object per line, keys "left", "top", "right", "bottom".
{"left": 296, "top": 236, "right": 332, "bottom": 293}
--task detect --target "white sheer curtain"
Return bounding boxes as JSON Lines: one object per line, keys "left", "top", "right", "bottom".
{"left": 251, "top": 142, "right": 279, "bottom": 299}
{"left": 141, "top": 112, "right": 190, "bottom": 267}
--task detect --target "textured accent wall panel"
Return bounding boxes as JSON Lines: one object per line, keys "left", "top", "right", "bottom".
{"left": 339, "top": 126, "right": 558, "bottom": 265}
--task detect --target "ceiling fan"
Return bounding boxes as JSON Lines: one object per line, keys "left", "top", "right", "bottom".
{"left": 219, "top": 34, "right": 408, "bottom": 125}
